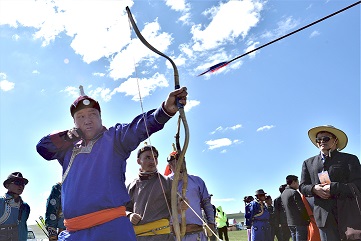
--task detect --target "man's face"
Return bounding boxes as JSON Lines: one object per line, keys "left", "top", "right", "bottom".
{"left": 168, "top": 159, "right": 186, "bottom": 174}
{"left": 316, "top": 131, "right": 337, "bottom": 151}
{"left": 74, "top": 108, "right": 103, "bottom": 140}
{"left": 257, "top": 194, "right": 266, "bottom": 201}
{"left": 137, "top": 150, "right": 158, "bottom": 172}
{"left": 292, "top": 179, "right": 300, "bottom": 189}
{"left": 6, "top": 180, "right": 25, "bottom": 195}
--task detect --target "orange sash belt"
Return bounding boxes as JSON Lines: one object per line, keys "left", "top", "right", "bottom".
{"left": 64, "top": 206, "right": 126, "bottom": 232}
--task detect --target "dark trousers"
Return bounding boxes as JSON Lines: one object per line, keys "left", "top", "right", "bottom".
{"left": 318, "top": 213, "right": 341, "bottom": 241}
{"left": 217, "top": 226, "right": 229, "bottom": 241}
{"left": 275, "top": 224, "right": 291, "bottom": 241}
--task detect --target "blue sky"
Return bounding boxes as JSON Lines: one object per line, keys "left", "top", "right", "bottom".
{"left": 0, "top": 0, "right": 360, "bottom": 225}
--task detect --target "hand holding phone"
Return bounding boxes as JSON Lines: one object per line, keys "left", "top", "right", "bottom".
{"left": 66, "top": 128, "right": 84, "bottom": 141}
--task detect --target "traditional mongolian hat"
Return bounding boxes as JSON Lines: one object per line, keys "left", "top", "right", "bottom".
{"left": 166, "top": 143, "right": 179, "bottom": 162}
{"left": 164, "top": 143, "right": 179, "bottom": 176}
{"left": 308, "top": 125, "right": 348, "bottom": 151}
{"left": 3, "top": 172, "right": 28, "bottom": 188}
{"left": 137, "top": 142, "right": 159, "bottom": 158}
{"left": 70, "top": 85, "right": 101, "bottom": 117}
{"left": 255, "top": 189, "right": 267, "bottom": 196}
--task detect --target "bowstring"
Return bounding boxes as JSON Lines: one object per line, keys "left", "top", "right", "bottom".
{"left": 176, "top": 192, "right": 221, "bottom": 240}
{"left": 127, "top": 16, "right": 173, "bottom": 220}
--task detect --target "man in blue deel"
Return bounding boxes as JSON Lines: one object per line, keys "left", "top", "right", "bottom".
{"left": 36, "top": 86, "right": 187, "bottom": 241}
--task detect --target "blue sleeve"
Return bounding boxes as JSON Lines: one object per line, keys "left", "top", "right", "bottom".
{"left": 36, "top": 130, "right": 72, "bottom": 164}
{"left": 249, "top": 201, "right": 259, "bottom": 220}
{"left": 112, "top": 105, "right": 172, "bottom": 156}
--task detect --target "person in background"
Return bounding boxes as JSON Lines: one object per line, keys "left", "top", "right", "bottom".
{"left": 281, "top": 175, "right": 310, "bottom": 241}
{"left": 215, "top": 206, "right": 229, "bottom": 241}
{"left": 126, "top": 144, "right": 187, "bottom": 241}
{"left": 0, "top": 172, "right": 30, "bottom": 241}
{"left": 299, "top": 125, "right": 361, "bottom": 241}
{"left": 244, "top": 195, "right": 254, "bottom": 241}
{"left": 274, "top": 184, "right": 291, "bottom": 241}
{"left": 248, "top": 189, "right": 272, "bottom": 241}
{"left": 265, "top": 195, "right": 276, "bottom": 241}
{"left": 45, "top": 182, "right": 65, "bottom": 240}
{"left": 36, "top": 85, "right": 188, "bottom": 241}
{"left": 166, "top": 150, "right": 215, "bottom": 241}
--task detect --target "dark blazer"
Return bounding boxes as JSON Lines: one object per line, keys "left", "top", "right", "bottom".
{"left": 273, "top": 195, "right": 287, "bottom": 225}
{"left": 281, "top": 186, "right": 309, "bottom": 226}
{"left": 299, "top": 150, "right": 361, "bottom": 227}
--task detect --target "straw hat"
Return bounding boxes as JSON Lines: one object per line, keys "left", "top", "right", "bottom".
{"left": 308, "top": 125, "right": 348, "bottom": 151}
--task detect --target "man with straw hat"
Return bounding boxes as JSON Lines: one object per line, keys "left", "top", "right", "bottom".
{"left": 299, "top": 125, "right": 361, "bottom": 241}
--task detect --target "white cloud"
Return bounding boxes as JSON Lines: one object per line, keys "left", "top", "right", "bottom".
{"left": 180, "top": 44, "right": 194, "bottom": 58}
{"left": 178, "top": 12, "right": 191, "bottom": 25}
{"left": 256, "top": 125, "right": 275, "bottom": 132}
{"left": 210, "top": 124, "right": 242, "bottom": 134}
{"left": 108, "top": 20, "right": 173, "bottom": 80}
{"left": 309, "top": 30, "right": 320, "bottom": 38}
{"left": 165, "top": 0, "right": 187, "bottom": 11}
{"left": 12, "top": 34, "right": 20, "bottom": 41}
{"left": 114, "top": 73, "right": 169, "bottom": 101}
{"left": 0, "top": 0, "right": 134, "bottom": 65}
{"left": 184, "top": 99, "right": 200, "bottom": 112}
{"left": 89, "top": 87, "right": 113, "bottom": 102}
{"left": 0, "top": 73, "right": 15, "bottom": 91}
{"left": 191, "top": 0, "right": 264, "bottom": 51}
{"left": 0, "top": 80, "right": 15, "bottom": 91}
{"left": 63, "top": 86, "right": 79, "bottom": 98}
{"left": 261, "top": 16, "right": 299, "bottom": 40}
{"left": 93, "top": 73, "right": 105, "bottom": 77}
{"left": 244, "top": 40, "right": 260, "bottom": 58}
{"left": 228, "top": 124, "right": 242, "bottom": 131}
{"left": 211, "top": 126, "right": 223, "bottom": 135}
{"left": 205, "top": 138, "right": 233, "bottom": 150}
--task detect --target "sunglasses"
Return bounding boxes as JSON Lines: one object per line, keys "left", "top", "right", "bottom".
{"left": 11, "top": 180, "right": 26, "bottom": 186}
{"left": 315, "top": 136, "right": 332, "bottom": 143}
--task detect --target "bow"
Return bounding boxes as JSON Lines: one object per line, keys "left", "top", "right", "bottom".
{"left": 126, "top": 7, "right": 190, "bottom": 241}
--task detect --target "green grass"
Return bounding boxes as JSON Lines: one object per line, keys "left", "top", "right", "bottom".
{"left": 227, "top": 230, "right": 248, "bottom": 241}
